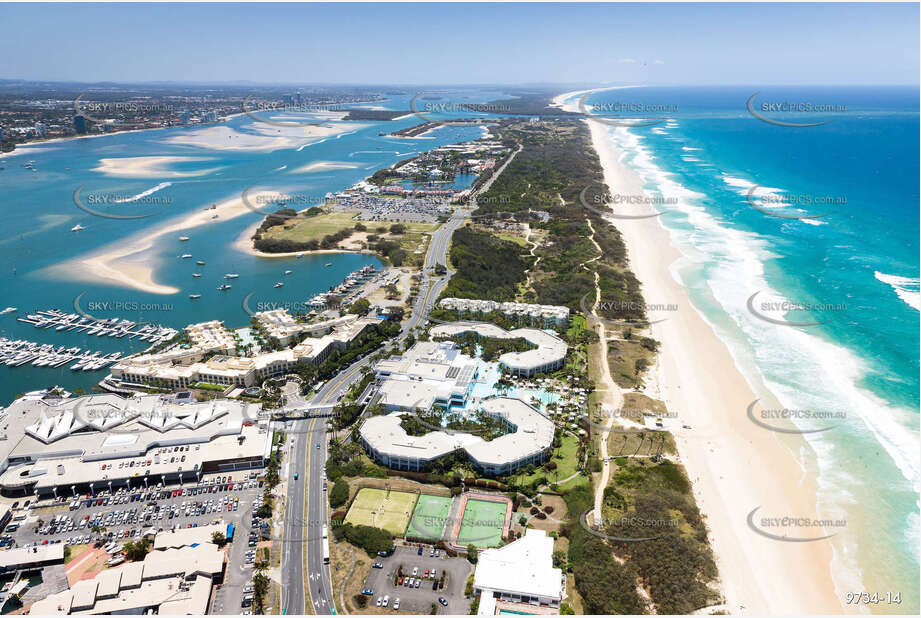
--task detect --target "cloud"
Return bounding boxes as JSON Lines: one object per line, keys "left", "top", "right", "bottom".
{"left": 617, "top": 58, "right": 638, "bottom": 64}
{"left": 654, "top": 59, "right": 665, "bottom": 65}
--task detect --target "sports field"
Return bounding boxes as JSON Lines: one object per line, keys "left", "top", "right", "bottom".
{"left": 343, "top": 488, "right": 418, "bottom": 536}
{"left": 457, "top": 498, "right": 507, "bottom": 548}
{"left": 405, "top": 494, "right": 453, "bottom": 540}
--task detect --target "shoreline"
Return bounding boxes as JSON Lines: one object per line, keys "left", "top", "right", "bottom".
{"left": 231, "top": 219, "right": 375, "bottom": 259}
{"left": 47, "top": 189, "right": 279, "bottom": 295}
{"left": 586, "top": 117, "right": 844, "bottom": 614}
{"left": 0, "top": 115, "right": 249, "bottom": 159}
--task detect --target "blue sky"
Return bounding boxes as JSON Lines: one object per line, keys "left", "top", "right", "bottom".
{"left": 1, "top": 2, "right": 918, "bottom": 85}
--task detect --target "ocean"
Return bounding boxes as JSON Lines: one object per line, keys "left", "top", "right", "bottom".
{"left": 0, "top": 93, "right": 490, "bottom": 404}
{"left": 578, "top": 86, "right": 919, "bottom": 612}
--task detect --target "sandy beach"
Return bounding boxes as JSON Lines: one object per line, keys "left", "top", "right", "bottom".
{"left": 93, "top": 155, "right": 221, "bottom": 178}
{"left": 50, "top": 190, "right": 278, "bottom": 294}
{"left": 288, "top": 160, "right": 360, "bottom": 174}
{"left": 161, "top": 121, "right": 366, "bottom": 152}
{"left": 586, "top": 117, "right": 844, "bottom": 614}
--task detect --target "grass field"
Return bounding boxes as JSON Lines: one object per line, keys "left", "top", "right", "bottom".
{"left": 457, "top": 499, "right": 506, "bottom": 548}
{"left": 510, "top": 433, "right": 582, "bottom": 489}
{"left": 405, "top": 494, "right": 453, "bottom": 540}
{"left": 263, "top": 211, "right": 361, "bottom": 243}
{"left": 344, "top": 488, "right": 418, "bottom": 536}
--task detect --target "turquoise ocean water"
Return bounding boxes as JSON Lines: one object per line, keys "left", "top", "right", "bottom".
{"left": 576, "top": 86, "right": 919, "bottom": 611}
{"left": 0, "top": 91, "right": 495, "bottom": 404}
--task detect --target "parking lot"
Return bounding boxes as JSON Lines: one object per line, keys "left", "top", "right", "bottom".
{"left": 361, "top": 545, "right": 473, "bottom": 614}
{"left": 3, "top": 471, "right": 262, "bottom": 550}
{"left": 2, "top": 470, "right": 268, "bottom": 614}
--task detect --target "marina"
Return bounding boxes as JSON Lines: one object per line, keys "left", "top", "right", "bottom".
{"left": 15, "top": 309, "right": 178, "bottom": 343}
{"left": 0, "top": 338, "right": 122, "bottom": 371}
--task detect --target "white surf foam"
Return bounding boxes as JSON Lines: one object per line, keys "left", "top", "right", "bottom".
{"left": 605, "top": 123, "right": 921, "bottom": 591}
{"left": 875, "top": 271, "right": 921, "bottom": 311}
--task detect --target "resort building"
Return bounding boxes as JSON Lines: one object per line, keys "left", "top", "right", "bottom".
{"left": 474, "top": 529, "right": 564, "bottom": 614}
{"left": 359, "top": 397, "right": 554, "bottom": 476}
{"left": 439, "top": 298, "right": 570, "bottom": 327}
{"left": 185, "top": 320, "right": 236, "bottom": 353}
{"left": 253, "top": 310, "right": 358, "bottom": 347}
{"left": 429, "top": 322, "right": 567, "bottom": 377}
{"left": 29, "top": 542, "right": 224, "bottom": 615}
{"left": 108, "top": 316, "right": 381, "bottom": 391}
{"left": 373, "top": 340, "right": 479, "bottom": 411}
{"left": 0, "top": 391, "right": 271, "bottom": 497}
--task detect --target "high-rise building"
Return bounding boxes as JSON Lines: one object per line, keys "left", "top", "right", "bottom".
{"left": 73, "top": 114, "right": 88, "bottom": 134}
{"left": 35, "top": 123, "right": 47, "bottom": 137}
{"left": 179, "top": 110, "right": 191, "bottom": 125}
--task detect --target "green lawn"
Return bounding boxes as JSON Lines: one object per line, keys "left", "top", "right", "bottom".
{"left": 510, "top": 433, "right": 582, "bottom": 489}
{"left": 344, "top": 488, "right": 418, "bottom": 536}
{"left": 405, "top": 494, "right": 453, "bottom": 540}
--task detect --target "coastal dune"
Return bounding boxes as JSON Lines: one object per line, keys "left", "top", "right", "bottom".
{"left": 50, "top": 190, "right": 278, "bottom": 295}
{"left": 585, "top": 117, "right": 843, "bottom": 613}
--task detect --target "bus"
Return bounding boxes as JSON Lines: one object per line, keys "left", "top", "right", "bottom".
{"left": 322, "top": 525, "right": 328, "bottom": 540}
{"left": 322, "top": 538, "right": 330, "bottom": 565}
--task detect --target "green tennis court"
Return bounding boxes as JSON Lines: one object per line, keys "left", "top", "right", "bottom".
{"left": 406, "top": 494, "right": 453, "bottom": 540}
{"left": 457, "top": 498, "right": 507, "bottom": 547}
{"left": 344, "top": 488, "right": 417, "bottom": 536}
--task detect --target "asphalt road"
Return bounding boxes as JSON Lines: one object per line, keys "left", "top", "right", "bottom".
{"left": 280, "top": 150, "right": 519, "bottom": 613}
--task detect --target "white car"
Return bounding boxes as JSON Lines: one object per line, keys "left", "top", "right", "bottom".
{"left": 375, "top": 597, "right": 382, "bottom": 607}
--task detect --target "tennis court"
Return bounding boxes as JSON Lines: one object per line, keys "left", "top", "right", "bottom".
{"left": 457, "top": 498, "right": 507, "bottom": 547}
{"left": 406, "top": 494, "right": 453, "bottom": 540}
{"left": 343, "top": 488, "right": 418, "bottom": 536}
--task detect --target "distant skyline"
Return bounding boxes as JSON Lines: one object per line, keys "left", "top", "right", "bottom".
{"left": 0, "top": 2, "right": 918, "bottom": 85}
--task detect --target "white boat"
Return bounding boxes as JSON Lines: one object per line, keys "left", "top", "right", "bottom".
{"left": 217, "top": 284, "right": 232, "bottom": 291}
{"left": 179, "top": 236, "right": 190, "bottom": 241}
{"left": 71, "top": 224, "right": 85, "bottom": 232}
{"left": 284, "top": 270, "right": 292, "bottom": 275}
{"left": 181, "top": 254, "right": 193, "bottom": 259}
{"left": 296, "top": 253, "right": 304, "bottom": 258}
{"left": 189, "top": 294, "right": 201, "bottom": 299}
{"left": 192, "top": 273, "right": 201, "bottom": 278}
{"left": 274, "top": 282, "right": 284, "bottom": 288}
{"left": 224, "top": 273, "right": 239, "bottom": 279}
{"left": 0, "top": 307, "right": 16, "bottom": 315}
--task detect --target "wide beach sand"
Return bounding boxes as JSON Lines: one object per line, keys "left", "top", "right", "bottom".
{"left": 586, "top": 117, "right": 844, "bottom": 614}
{"left": 50, "top": 190, "right": 278, "bottom": 294}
